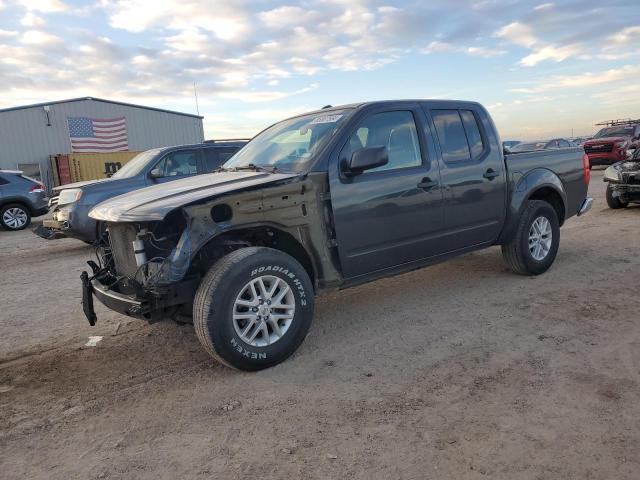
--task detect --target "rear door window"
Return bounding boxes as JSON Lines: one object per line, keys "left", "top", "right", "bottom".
{"left": 431, "top": 110, "right": 472, "bottom": 163}
{"left": 155, "top": 150, "right": 198, "bottom": 177}
{"left": 460, "top": 110, "right": 485, "bottom": 159}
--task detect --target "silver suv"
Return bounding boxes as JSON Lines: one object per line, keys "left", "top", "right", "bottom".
{"left": 0, "top": 170, "right": 49, "bottom": 231}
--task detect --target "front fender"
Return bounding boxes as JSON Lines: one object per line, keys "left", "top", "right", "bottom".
{"left": 497, "top": 168, "right": 567, "bottom": 244}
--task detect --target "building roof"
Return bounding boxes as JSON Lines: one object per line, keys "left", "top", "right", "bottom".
{"left": 0, "top": 96, "right": 203, "bottom": 119}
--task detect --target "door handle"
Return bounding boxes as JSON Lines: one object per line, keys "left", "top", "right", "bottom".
{"left": 483, "top": 169, "right": 500, "bottom": 180}
{"left": 418, "top": 178, "right": 439, "bottom": 191}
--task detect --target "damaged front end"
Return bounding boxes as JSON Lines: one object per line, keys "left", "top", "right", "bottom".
{"left": 81, "top": 172, "right": 342, "bottom": 326}
{"left": 604, "top": 156, "right": 640, "bottom": 204}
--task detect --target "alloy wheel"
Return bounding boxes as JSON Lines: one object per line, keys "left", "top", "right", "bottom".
{"left": 232, "top": 275, "right": 296, "bottom": 347}
{"left": 528, "top": 216, "right": 552, "bottom": 261}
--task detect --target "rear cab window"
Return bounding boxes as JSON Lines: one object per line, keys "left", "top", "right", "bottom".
{"left": 431, "top": 109, "right": 486, "bottom": 163}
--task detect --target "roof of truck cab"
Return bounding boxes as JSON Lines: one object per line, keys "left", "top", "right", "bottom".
{"left": 292, "top": 99, "right": 484, "bottom": 118}
{"left": 154, "top": 141, "right": 247, "bottom": 152}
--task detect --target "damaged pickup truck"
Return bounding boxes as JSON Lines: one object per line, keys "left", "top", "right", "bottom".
{"left": 83, "top": 100, "right": 593, "bottom": 371}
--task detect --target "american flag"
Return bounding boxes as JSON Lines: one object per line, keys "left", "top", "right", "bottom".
{"left": 67, "top": 116, "right": 129, "bottom": 152}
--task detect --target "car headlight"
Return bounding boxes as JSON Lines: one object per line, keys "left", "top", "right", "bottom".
{"left": 603, "top": 165, "right": 619, "bottom": 182}
{"left": 57, "top": 188, "right": 83, "bottom": 205}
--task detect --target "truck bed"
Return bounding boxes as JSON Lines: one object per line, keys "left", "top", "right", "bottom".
{"left": 505, "top": 147, "right": 587, "bottom": 219}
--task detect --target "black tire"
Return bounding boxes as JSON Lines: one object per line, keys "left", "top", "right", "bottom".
{"left": 606, "top": 184, "right": 628, "bottom": 209}
{"left": 193, "top": 247, "right": 314, "bottom": 371}
{"left": 0, "top": 203, "right": 31, "bottom": 231}
{"left": 502, "top": 200, "right": 560, "bottom": 276}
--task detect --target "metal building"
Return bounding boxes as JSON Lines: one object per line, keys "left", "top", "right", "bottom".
{"left": 0, "top": 97, "right": 204, "bottom": 189}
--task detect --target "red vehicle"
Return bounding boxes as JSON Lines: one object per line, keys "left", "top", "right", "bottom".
{"left": 583, "top": 119, "right": 640, "bottom": 166}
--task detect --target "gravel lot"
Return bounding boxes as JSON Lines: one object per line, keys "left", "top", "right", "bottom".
{"left": 1, "top": 169, "right": 639, "bottom": 479}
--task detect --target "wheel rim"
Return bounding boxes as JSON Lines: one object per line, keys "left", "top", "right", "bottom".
{"left": 232, "top": 275, "right": 296, "bottom": 347}
{"left": 3, "top": 207, "right": 28, "bottom": 229}
{"left": 528, "top": 216, "right": 552, "bottom": 261}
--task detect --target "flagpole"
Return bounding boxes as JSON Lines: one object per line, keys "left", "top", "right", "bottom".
{"left": 193, "top": 82, "right": 200, "bottom": 116}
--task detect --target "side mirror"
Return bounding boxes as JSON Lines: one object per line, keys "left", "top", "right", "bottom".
{"left": 149, "top": 168, "right": 164, "bottom": 179}
{"left": 343, "top": 146, "right": 389, "bottom": 176}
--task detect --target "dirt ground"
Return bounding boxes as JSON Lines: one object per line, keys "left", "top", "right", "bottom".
{"left": 1, "top": 169, "right": 639, "bottom": 479}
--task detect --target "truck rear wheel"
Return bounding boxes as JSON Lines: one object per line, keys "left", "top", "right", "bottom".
{"left": 193, "top": 247, "right": 314, "bottom": 371}
{"left": 502, "top": 200, "right": 560, "bottom": 275}
{"left": 606, "top": 184, "right": 628, "bottom": 209}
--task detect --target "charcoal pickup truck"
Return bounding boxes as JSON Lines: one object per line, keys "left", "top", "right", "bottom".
{"left": 82, "top": 100, "right": 592, "bottom": 371}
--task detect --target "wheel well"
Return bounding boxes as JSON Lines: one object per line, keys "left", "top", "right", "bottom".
{"left": 0, "top": 200, "right": 31, "bottom": 214}
{"left": 190, "top": 226, "right": 316, "bottom": 287}
{"left": 528, "top": 187, "right": 565, "bottom": 225}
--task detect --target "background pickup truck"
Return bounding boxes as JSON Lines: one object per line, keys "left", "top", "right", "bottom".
{"left": 583, "top": 120, "right": 640, "bottom": 167}
{"left": 35, "top": 140, "right": 246, "bottom": 243}
{"left": 83, "top": 100, "right": 592, "bottom": 371}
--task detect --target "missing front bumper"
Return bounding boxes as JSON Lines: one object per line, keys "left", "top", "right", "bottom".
{"left": 81, "top": 270, "right": 198, "bottom": 326}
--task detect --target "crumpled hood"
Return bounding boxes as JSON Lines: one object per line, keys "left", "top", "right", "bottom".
{"left": 89, "top": 171, "right": 297, "bottom": 222}
{"left": 53, "top": 178, "right": 111, "bottom": 192}
{"left": 613, "top": 160, "right": 640, "bottom": 173}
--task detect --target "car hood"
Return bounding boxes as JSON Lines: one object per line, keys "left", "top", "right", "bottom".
{"left": 53, "top": 178, "right": 111, "bottom": 192}
{"left": 89, "top": 171, "right": 298, "bottom": 222}
{"left": 584, "top": 136, "right": 628, "bottom": 145}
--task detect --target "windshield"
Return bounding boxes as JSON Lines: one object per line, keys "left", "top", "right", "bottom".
{"left": 594, "top": 126, "right": 634, "bottom": 138}
{"left": 510, "top": 142, "right": 546, "bottom": 152}
{"left": 111, "top": 148, "right": 163, "bottom": 179}
{"left": 223, "top": 109, "right": 352, "bottom": 173}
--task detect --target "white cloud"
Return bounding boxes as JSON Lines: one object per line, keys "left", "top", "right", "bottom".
{"left": 496, "top": 20, "right": 585, "bottom": 67}
{"left": 495, "top": 22, "right": 537, "bottom": 48}
{"left": 466, "top": 46, "right": 507, "bottom": 57}
{"left": 0, "top": 29, "right": 18, "bottom": 37}
{"left": 20, "top": 30, "right": 62, "bottom": 46}
{"left": 16, "top": 0, "right": 67, "bottom": 12}
{"left": 20, "top": 12, "right": 46, "bottom": 27}
{"left": 103, "top": 0, "right": 249, "bottom": 40}
{"left": 217, "top": 83, "right": 319, "bottom": 103}
{"left": 423, "top": 41, "right": 455, "bottom": 54}
{"left": 510, "top": 65, "right": 640, "bottom": 93}
{"left": 605, "top": 26, "right": 640, "bottom": 47}
{"left": 519, "top": 44, "right": 582, "bottom": 67}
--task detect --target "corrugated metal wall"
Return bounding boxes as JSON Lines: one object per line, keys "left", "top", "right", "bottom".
{"left": 0, "top": 98, "right": 204, "bottom": 189}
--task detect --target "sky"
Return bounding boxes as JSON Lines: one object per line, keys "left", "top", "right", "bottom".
{"left": 0, "top": 0, "right": 639, "bottom": 141}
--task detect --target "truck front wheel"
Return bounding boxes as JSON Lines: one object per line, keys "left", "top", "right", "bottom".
{"left": 193, "top": 247, "right": 314, "bottom": 371}
{"left": 606, "top": 184, "right": 628, "bottom": 209}
{"left": 502, "top": 200, "right": 560, "bottom": 275}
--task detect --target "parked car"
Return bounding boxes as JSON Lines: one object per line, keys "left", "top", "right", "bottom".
{"left": 35, "top": 140, "right": 247, "bottom": 243}
{"left": 508, "top": 138, "right": 575, "bottom": 153}
{"left": 0, "top": 170, "right": 48, "bottom": 231}
{"left": 81, "top": 100, "right": 592, "bottom": 371}
{"left": 502, "top": 140, "right": 521, "bottom": 151}
{"left": 569, "top": 137, "right": 591, "bottom": 146}
{"left": 583, "top": 120, "right": 640, "bottom": 167}
{"left": 603, "top": 147, "right": 640, "bottom": 208}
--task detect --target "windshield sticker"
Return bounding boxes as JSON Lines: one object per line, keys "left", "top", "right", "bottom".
{"left": 311, "top": 114, "right": 343, "bottom": 124}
